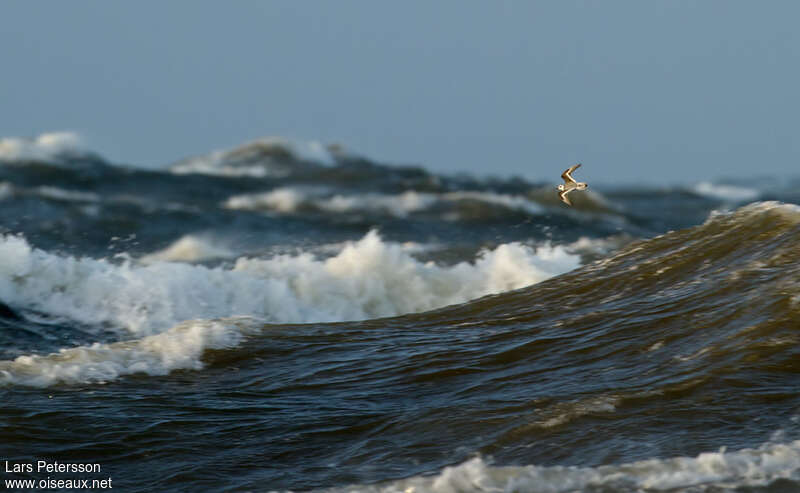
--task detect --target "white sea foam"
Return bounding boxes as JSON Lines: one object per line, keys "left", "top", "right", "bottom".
{"left": 311, "top": 238, "right": 442, "bottom": 257}
{"left": 172, "top": 160, "right": 287, "bottom": 178}
{"left": 704, "top": 201, "right": 800, "bottom": 226}
{"left": 693, "top": 182, "right": 760, "bottom": 202}
{"left": 291, "top": 139, "right": 336, "bottom": 166}
{"left": 0, "top": 181, "right": 14, "bottom": 200}
{"left": 0, "top": 231, "right": 580, "bottom": 336}
{"left": 0, "top": 318, "right": 252, "bottom": 387}
{"left": 566, "top": 235, "right": 631, "bottom": 256}
{"left": 224, "top": 187, "right": 544, "bottom": 218}
{"left": 170, "top": 136, "right": 333, "bottom": 177}
{"left": 320, "top": 191, "right": 439, "bottom": 217}
{"left": 223, "top": 188, "right": 436, "bottom": 217}
{"left": 223, "top": 186, "right": 330, "bottom": 213}
{"left": 340, "top": 440, "right": 800, "bottom": 492}
{"left": 0, "top": 132, "right": 84, "bottom": 163}
{"left": 0, "top": 232, "right": 578, "bottom": 385}
{"left": 140, "top": 235, "right": 235, "bottom": 264}
{"left": 34, "top": 186, "right": 99, "bottom": 203}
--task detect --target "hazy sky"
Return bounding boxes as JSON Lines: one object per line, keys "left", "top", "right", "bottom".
{"left": 2, "top": 1, "right": 798, "bottom": 184}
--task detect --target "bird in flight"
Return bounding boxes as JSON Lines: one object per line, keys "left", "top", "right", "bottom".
{"left": 557, "top": 164, "right": 588, "bottom": 206}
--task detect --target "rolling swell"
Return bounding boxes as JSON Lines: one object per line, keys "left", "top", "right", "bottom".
{"left": 235, "top": 201, "right": 799, "bottom": 489}
{"left": 3, "top": 202, "right": 796, "bottom": 490}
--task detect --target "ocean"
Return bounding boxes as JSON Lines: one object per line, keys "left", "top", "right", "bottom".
{"left": 0, "top": 133, "right": 798, "bottom": 492}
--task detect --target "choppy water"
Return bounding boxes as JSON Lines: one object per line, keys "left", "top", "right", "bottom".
{"left": 1, "top": 133, "right": 799, "bottom": 492}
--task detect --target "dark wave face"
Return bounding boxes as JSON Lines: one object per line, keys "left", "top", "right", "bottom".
{"left": 1, "top": 134, "right": 799, "bottom": 492}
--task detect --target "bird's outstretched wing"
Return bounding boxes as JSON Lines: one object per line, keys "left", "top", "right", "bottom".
{"left": 561, "top": 163, "right": 582, "bottom": 184}
{"left": 559, "top": 188, "right": 573, "bottom": 206}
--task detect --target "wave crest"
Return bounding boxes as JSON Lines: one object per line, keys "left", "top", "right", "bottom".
{"left": 342, "top": 440, "right": 800, "bottom": 492}
{"left": 224, "top": 187, "right": 546, "bottom": 218}
{"left": 0, "top": 231, "right": 579, "bottom": 336}
{"left": 169, "top": 137, "right": 332, "bottom": 178}
{"left": 0, "top": 132, "right": 95, "bottom": 165}
{"left": 0, "top": 318, "right": 252, "bottom": 387}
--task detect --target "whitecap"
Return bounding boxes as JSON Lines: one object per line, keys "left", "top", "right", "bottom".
{"left": 34, "top": 186, "right": 99, "bottom": 203}
{"left": 0, "top": 318, "right": 253, "bottom": 387}
{"left": 0, "top": 132, "right": 85, "bottom": 164}
{"left": 0, "top": 181, "right": 15, "bottom": 200}
{"left": 170, "top": 136, "right": 332, "bottom": 177}
{"left": 693, "top": 182, "right": 760, "bottom": 202}
{"left": 140, "top": 235, "right": 235, "bottom": 264}
{"left": 0, "top": 231, "right": 580, "bottom": 336}
{"left": 337, "top": 440, "right": 800, "bottom": 492}
{"left": 223, "top": 187, "right": 543, "bottom": 218}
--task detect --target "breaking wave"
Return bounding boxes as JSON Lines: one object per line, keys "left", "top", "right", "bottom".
{"left": 0, "top": 229, "right": 582, "bottom": 386}
{"left": 139, "top": 234, "right": 236, "bottom": 264}
{"left": 0, "top": 132, "right": 94, "bottom": 165}
{"left": 223, "top": 187, "right": 546, "bottom": 218}
{"left": 3, "top": 202, "right": 798, "bottom": 389}
{"left": 692, "top": 181, "right": 760, "bottom": 203}
{"left": 170, "top": 136, "right": 334, "bottom": 178}
{"left": 0, "top": 231, "right": 577, "bottom": 335}
{"left": 0, "top": 318, "right": 253, "bottom": 387}
{"left": 341, "top": 440, "right": 800, "bottom": 492}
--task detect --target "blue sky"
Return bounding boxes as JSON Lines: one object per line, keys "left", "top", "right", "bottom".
{"left": 2, "top": 1, "right": 798, "bottom": 184}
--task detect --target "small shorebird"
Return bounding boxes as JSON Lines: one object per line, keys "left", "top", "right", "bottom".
{"left": 557, "top": 163, "right": 588, "bottom": 206}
